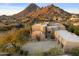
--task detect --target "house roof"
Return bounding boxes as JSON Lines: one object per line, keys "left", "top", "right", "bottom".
{"left": 55, "top": 30, "right": 79, "bottom": 42}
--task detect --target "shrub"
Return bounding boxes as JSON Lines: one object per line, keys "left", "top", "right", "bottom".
{"left": 0, "top": 28, "right": 30, "bottom": 54}
{"left": 65, "top": 24, "right": 79, "bottom": 36}
{"left": 68, "top": 48, "right": 79, "bottom": 56}
{"left": 11, "top": 28, "right": 30, "bottom": 46}
{"left": 46, "top": 48, "right": 64, "bottom": 56}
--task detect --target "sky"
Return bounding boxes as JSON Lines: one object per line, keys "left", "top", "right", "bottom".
{"left": 0, "top": 3, "right": 79, "bottom": 15}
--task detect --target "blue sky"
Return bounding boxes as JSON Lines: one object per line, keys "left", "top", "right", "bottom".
{"left": 0, "top": 3, "right": 79, "bottom": 15}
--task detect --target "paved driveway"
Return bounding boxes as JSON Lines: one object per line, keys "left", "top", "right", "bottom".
{"left": 21, "top": 40, "right": 59, "bottom": 53}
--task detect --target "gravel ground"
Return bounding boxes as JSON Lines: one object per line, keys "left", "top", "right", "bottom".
{"left": 21, "top": 40, "right": 59, "bottom": 53}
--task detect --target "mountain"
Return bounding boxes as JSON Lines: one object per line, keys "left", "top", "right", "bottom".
{"left": 27, "top": 4, "right": 71, "bottom": 21}
{"left": 26, "top": 3, "right": 40, "bottom": 12}
{"left": 13, "top": 3, "right": 71, "bottom": 21}
{"left": 14, "top": 3, "right": 39, "bottom": 19}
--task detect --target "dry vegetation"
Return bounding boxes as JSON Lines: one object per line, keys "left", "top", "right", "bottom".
{"left": 0, "top": 27, "right": 31, "bottom": 54}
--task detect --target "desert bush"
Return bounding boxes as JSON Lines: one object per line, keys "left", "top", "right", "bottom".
{"left": 45, "top": 48, "right": 64, "bottom": 56}
{"left": 0, "top": 28, "right": 31, "bottom": 54}
{"left": 10, "top": 28, "right": 30, "bottom": 45}
{"left": 67, "top": 48, "right": 79, "bottom": 56}
{"left": 65, "top": 24, "right": 79, "bottom": 36}
{"left": 12, "top": 29, "right": 30, "bottom": 42}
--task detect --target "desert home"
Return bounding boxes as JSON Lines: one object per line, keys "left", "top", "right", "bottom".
{"left": 55, "top": 30, "right": 79, "bottom": 51}
{"left": 31, "top": 22, "right": 79, "bottom": 51}
{"left": 31, "top": 22, "right": 65, "bottom": 40}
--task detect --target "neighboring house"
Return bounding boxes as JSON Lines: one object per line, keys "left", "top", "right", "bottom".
{"left": 31, "top": 22, "right": 65, "bottom": 40}
{"left": 69, "top": 15, "right": 79, "bottom": 22}
{"left": 73, "top": 22, "right": 79, "bottom": 26}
